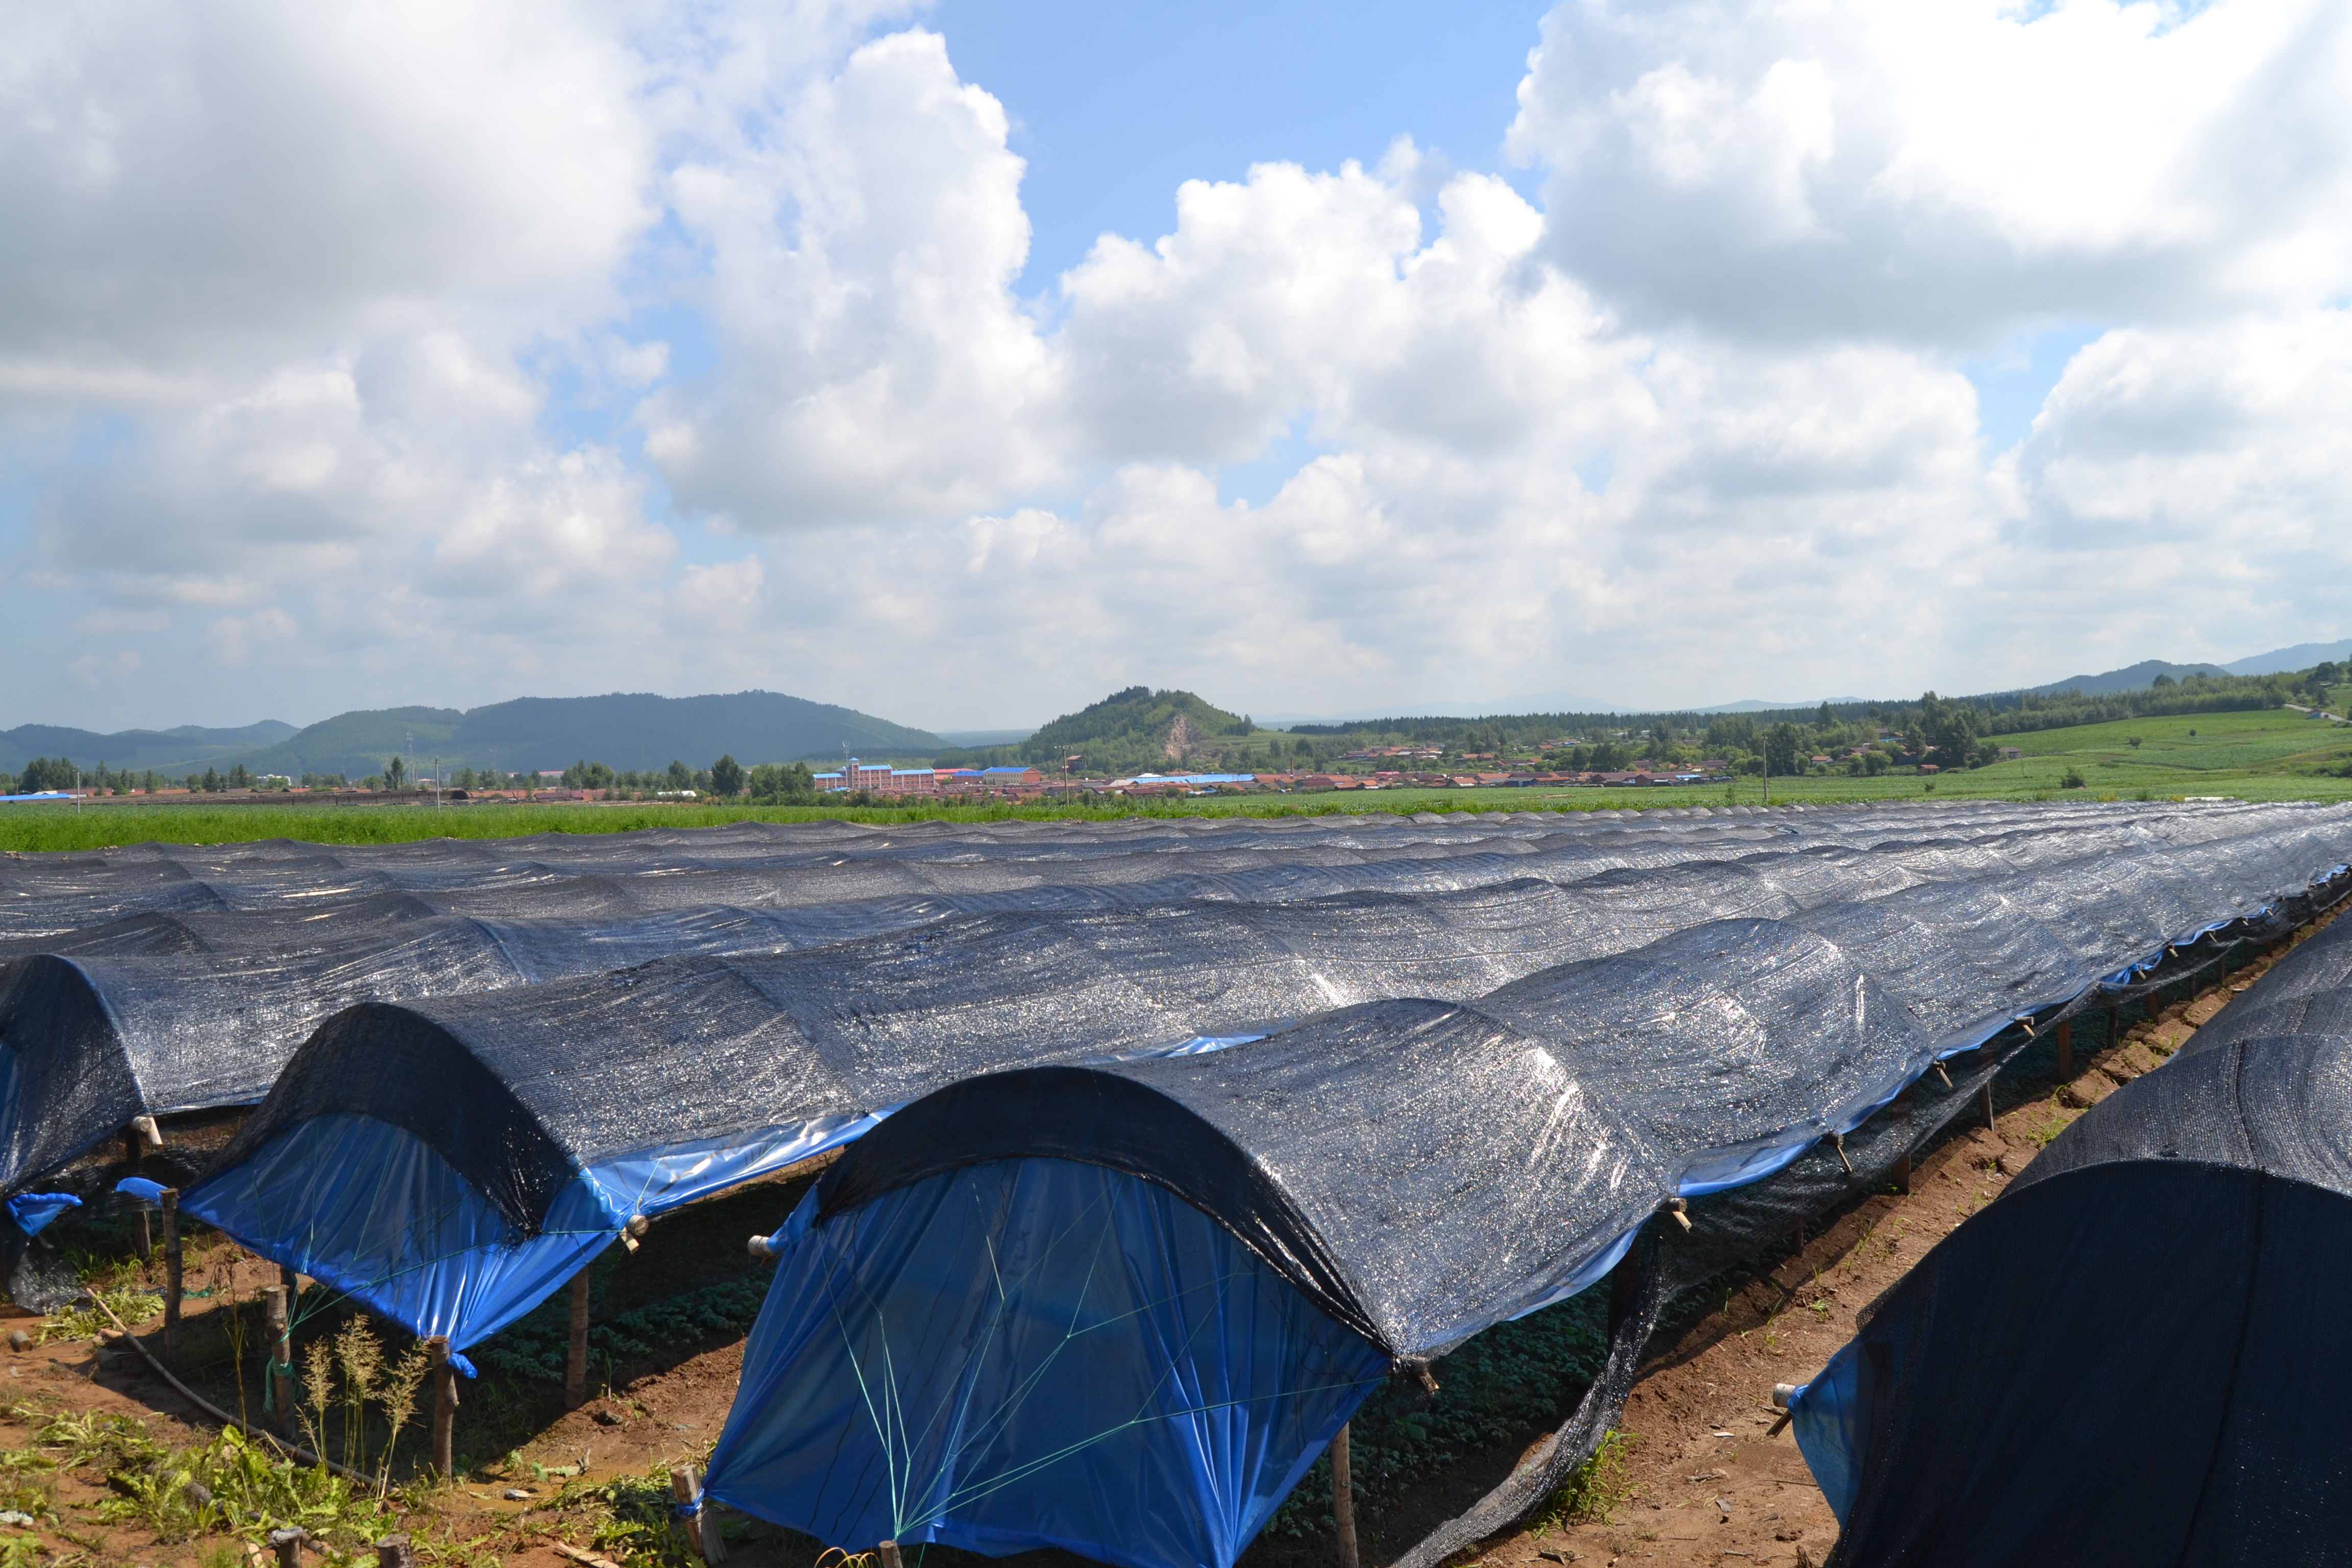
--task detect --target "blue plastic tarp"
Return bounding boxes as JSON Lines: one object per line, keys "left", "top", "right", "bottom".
{"left": 184, "top": 1108, "right": 885, "bottom": 1365}
{"left": 705, "top": 1158, "right": 1390, "bottom": 1568}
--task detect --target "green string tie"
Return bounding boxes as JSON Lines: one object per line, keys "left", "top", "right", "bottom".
{"left": 261, "top": 1359, "right": 295, "bottom": 1414}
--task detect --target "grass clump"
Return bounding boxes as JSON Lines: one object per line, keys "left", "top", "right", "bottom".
{"left": 1537, "top": 1428, "right": 1638, "bottom": 1529}
{"left": 94, "top": 1424, "right": 398, "bottom": 1556}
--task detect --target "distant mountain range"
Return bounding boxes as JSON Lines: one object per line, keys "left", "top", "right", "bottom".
{"left": 2011, "top": 640, "right": 2351, "bottom": 698}
{"left": 1, "top": 692, "right": 940, "bottom": 780}
{"left": 0, "top": 720, "right": 299, "bottom": 778}
{"left": 8, "top": 634, "right": 2343, "bottom": 782}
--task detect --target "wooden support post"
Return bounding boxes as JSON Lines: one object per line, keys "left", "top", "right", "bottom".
{"left": 270, "top": 1527, "right": 310, "bottom": 1567}
{"left": 673, "top": 1464, "right": 726, "bottom": 1563}
{"left": 375, "top": 1534, "right": 415, "bottom": 1568}
{"left": 122, "top": 1126, "right": 151, "bottom": 1261}
{"left": 2055, "top": 1018, "right": 2073, "bottom": 1081}
{"left": 426, "top": 1336, "right": 456, "bottom": 1478}
{"left": 1331, "top": 1422, "right": 1360, "bottom": 1568}
{"left": 1892, "top": 1088, "right": 1914, "bottom": 1196}
{"left": 876, "top": 1542, "right": 902, "bottom": 1568}
{"left": 1979, "top": 1079, "right": 1997, "bottom": 1134}
{"left": 261, "top": 1284, "right": 295, "bottom": 1435}
{"left": 567, "top": 1270, "right": 590, "bottom": 1409}
{"left": 2105, "top": 1004, "right": 2120, "bottom": 1051}
{"left": 160, "top": 1188, "right": 183, "bottom": 1366}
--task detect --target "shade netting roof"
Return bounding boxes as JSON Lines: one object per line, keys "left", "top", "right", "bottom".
{"left": 6, "top": 807, "right": 1832, "bottom": 1195}
{"left": 1787, "top": 902, "right": 2352, "bottom": 1566}
{"left": 17, "top": 799, "right": 2272, "bottom": 1201}
{"left": 0, "top": 798, "right": 2288, "bottom": 938}
{"left": 654, "top": 808, "right": 2352, "bottom": 1568}
{"left": 175, "top": 802, "right": 2352, "bottom": 1367}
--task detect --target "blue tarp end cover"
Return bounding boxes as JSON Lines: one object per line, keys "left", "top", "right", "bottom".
{"left": 707, "top": 1159, "right": 1388, "bottom": 1568}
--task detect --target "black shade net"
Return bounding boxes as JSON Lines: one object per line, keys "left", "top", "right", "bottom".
{"left": 199, "top": 801, "right": 2350, "bottom": 1243}
{"left": 0, "top": 798, "right": 2293, "bottom": 939}
{"left": 786, "top": 811, "right": 2352, "bottom": 1568}
{"left": 1791, "top": 895, "right": 2352, "bottom": 1567}
{"left": 12, "top": 800, "right": 2302, "bottom": 1200}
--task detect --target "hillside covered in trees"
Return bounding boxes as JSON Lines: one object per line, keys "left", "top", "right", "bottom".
{"left": 933, "top": 687, "right": 1267, "bottom": 777}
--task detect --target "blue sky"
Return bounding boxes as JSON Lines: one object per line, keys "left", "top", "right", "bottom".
{"left": 929, "top": 1, "right": 1547, "bottom": 293}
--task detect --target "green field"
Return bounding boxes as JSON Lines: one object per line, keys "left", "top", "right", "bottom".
{"left": 5, "top": 703, "right": 2350, "bottom": 853}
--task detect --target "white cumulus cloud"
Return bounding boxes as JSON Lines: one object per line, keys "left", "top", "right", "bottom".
{"left": 1, "top": 0, "right": 2347, "bottom": 731}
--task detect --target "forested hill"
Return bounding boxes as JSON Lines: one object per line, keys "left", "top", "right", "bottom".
{"left": 4, "top": 692, "right": 943, "bottom": 782}
{"left": 0, "top": 720, "right": 298, "bottom": 777}
{"left": 227, "top": 692, "right": 943, "bottom": 778}
{"left": 934, "top": 687, "right": 1257, "bottom": 776}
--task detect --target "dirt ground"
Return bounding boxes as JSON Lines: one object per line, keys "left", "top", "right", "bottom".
{"left": 6, "top": 904, "right": 2338, "bottom": 1568}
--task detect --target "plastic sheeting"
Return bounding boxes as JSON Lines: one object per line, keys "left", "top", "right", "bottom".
{"left": 1786, "top": 904, "right": 2352, "bottom": 1565}
{"left": 706, "top": 812, "right": 2352, "bottom": 1568}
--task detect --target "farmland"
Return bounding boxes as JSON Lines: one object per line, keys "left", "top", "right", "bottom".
{"left": 5, "top": 704, "right": 2351, "bottom": 853}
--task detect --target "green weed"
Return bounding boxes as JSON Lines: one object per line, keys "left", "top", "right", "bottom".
{"left": 37, "top": 1288, "right": 161, "bottom": 1346}
{"left": 93, "top": 1424, "right": 398, "bottom": 1557}
{"left": 567, "top": 1463, "right": 704, "bottom": 1568}
{"left": 1537, "top": 1429, "right": 1638, "bottom": 1529}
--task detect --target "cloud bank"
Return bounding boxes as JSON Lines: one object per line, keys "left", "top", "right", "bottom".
{"left": 3, "top": 0, "right": 2348, "bottom": 729}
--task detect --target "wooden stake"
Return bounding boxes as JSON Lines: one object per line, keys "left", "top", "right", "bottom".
{"left": 375, "top": 1534, "right": 415, "bottom": 1568}
{"left": 2105, "top": 1004, "right": 2120, "bottom": 1051}
{"left": 122, "top": 1126, "right": 151, "bottom": 1261}
{"left": 2055, "top": 1018, "right": 2073, "bottom": 1081}
{"left": 567, "top": 1271, "right": 591, "bottom": 1409}
{"left": 673, "top": 1465, "right": 726, "bottom": 1563}
{"left": 1331, "top": 1423, "right": 1360, "bottom": 1568}
{"left": 427, "top": 1336, "right": 456, "bottom": 1478}
{"left": 261, "top": 1284, "right": 295, "bottom": 1435}
{"left": 160, "top": 1187, "right": 183, "bottom": 1366}
{"left": 1979, "top": 1080, "right": 1997, "bottom": 1134}
{"left": 876, "top": 1542, "right": 903, "bottom": 1568}
{"left": 270, "top": 1527, "right": 310, "bottom": 1567}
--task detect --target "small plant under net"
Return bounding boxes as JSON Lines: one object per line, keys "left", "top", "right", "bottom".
{"left": 35, "top": 1285, "right": 161, "bottom": 1346}
{"left": 1263, "top": 1291, "right": 1610, "bottom": 1539}
{"left": 471, "top": 1275, "right": 771, "bottom": 1384}
{"left": 1535, "top": 1428, "right": 1637, "bottom": 1530}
